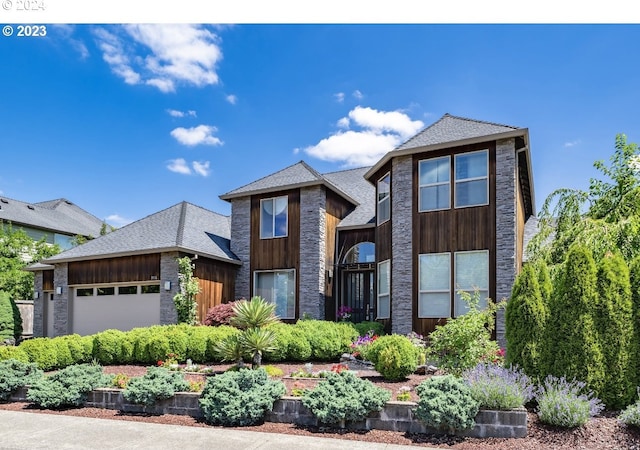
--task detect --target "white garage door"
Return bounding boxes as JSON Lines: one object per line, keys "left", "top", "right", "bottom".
{"left": 72, "top": 284, "right": 161, "bottom": 336}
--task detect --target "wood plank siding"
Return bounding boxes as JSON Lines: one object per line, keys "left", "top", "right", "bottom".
{"left": 68, "top": 254, "right": 160, "bottom": 285}
{"left": 194, "top": 257, "right": 238, "bottom": 323}
{"left": 43, "top": 270, "right": 54, "bottom": 291}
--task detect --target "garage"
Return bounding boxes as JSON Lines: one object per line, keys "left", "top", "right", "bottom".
{"left": 71, "top": 283, "right": 161, "bottom": 336}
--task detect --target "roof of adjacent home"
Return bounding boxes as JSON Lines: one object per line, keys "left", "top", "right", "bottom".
{"left": 41, "top": 201, "right": 239, "bottom": 265}
{"left": 0, "top": 196, "right": 103, "bottom": 237}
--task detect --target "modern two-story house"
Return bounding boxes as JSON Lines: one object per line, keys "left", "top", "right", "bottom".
{"left": 30, "top": 114, "right": 534, "bottom": 343}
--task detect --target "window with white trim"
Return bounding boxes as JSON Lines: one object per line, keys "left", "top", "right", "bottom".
{"left": 455, "top": 150, "right": 488, "bottom": 208}
{"left": 454, "top": 250, "right": 489, "bottom": 316}
{"left": 419, "top": 156, "right": 450, "bottom": 212}
{"left": 377, "top": 173, "right": 390, "bottom": 225}
{"left": 254, "top": 270, "right": 296, "bottom": 319}
{"left": 260, "top": 196, "right": 288, "bottom": 239}
{"left": 418, "top": 253, "right": 451, "bottom": 318}
{"left": 377, "top": 260, "right": 390, "bottom": 319}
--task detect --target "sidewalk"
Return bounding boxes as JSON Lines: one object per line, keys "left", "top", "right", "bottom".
{"left": 0, "top": 410, "right": 435, "bottom": 450}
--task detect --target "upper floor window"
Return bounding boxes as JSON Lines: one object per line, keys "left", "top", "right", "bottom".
{"left": 419, "top": 156, "right": 450, "bottom": 212}
{"left": 260, "top": 196, "right": 288, "bottom": 239}
{"left": 377, "top": 173, "right": 390, "bottom": 225}
{"left": 455, "top": 150, "right": 488, "bottom": 208}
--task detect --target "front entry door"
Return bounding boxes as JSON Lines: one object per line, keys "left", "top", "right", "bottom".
{"left": 341, "top": 268, "right": 374, "bottom": 323}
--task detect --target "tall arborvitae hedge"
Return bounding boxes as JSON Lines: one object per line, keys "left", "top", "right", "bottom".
{"left": 629, "top": 256, "right": 640, "bottom": 389}
{"left": 0, "top": 291, "right": 14, "bottom": 342}
{"left": 505, "top": 262, "right": 549, "bottom": 378}
{"left": 542, "top": 244, "right": 605, "bottom": 395}
{"left": 537, "top": 260, "right": 553, "bottom": 305}
{"left": 594, "top": 252, "right": 634, "bottom": 409}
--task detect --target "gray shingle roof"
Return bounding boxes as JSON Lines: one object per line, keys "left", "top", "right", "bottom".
{"left": 0, "top": 196, "right": 103, "bottom": 237}
{"left": 43, "top": 202, "right": 239, "bottom": 264}
{"left": 323, "top": 167, "right": 375, "bottom": 228}
{"left": 396, "top": 114, "right": 522, "bottom": 151}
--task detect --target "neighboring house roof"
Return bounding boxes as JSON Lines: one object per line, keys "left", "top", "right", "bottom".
{"left": 41, "top": 202, "right": 240, "bottom": 265}
{"left": 323, "top": 167, "right": 375, "bottom": 228}
{"left": 219, "top": 160, "right": 359, "bottom": 206}
{"left": 0, "top": 196, "right": 103, "bottom": 237}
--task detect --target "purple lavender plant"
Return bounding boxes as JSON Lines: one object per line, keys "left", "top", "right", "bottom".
{"left": 536, "top": 375, "right": 604, "bottom": 428}
{"left": 463, "top": 363, "right": 535, "bottom": 409}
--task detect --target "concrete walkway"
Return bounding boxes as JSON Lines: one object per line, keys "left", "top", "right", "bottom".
{"left": 0, "top": 410, "right": 436, "bottom": 450}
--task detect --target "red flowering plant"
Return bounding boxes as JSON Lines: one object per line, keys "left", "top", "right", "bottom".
{"left": 330, "top": 364, "right": 349, "bottom": 374}
{"left": 349, "top": 331, "right": 378, "bottom": 361}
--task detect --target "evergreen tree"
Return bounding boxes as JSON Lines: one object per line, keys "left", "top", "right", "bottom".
{"left": 594, "top": 252, "right": 634, "bottom": 409}
{"left": 629, "top": 256, "right": 640, "bottom": 389}
{"left": 505, "top": 262, "right": 548, "bottom": 378}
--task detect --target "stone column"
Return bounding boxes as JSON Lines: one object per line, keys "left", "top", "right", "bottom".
{"left": 391, "top": 156, "right": 413, "bottom": 335}
{"left": 495, "top": 138, "right": 517, "bottom": 348}
{"left": 160, "top": 252, "right": 180, "bottom": 325}
{"left": 53, "top": 263, "right": 69, "bottom": 337}
{"left": 230, "top": 198, "right": 251, "bottom": 300}
{"left": 32, "top": 271, "right": 44, "bottom": 337}
{"left": 299, "top": 186, "right": 326, "bottom": 319}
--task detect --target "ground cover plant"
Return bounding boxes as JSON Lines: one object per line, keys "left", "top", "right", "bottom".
{"left": 123, "top": 366, "right": 190, "bottom": 406}
{"left": 0, "top": 359, "right": 42, "bottom": 401}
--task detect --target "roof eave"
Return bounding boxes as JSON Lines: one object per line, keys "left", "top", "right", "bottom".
{"left": 364, "top": 128, "right": 529, "bottom": 181}
{"left": 336, "top": 223, "right": 376, "bottom": 231}
{"left": 219, "top": 180, "right": 360, "bottom": 206}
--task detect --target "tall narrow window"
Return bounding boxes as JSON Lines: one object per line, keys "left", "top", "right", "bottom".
{"left": 260, "top": 196, "right": 288, "bottom": 239}
{"left": 454, "top": 250, "right": 489, "bottom": 316}
{"left": 455, "top": 150, "right": 488, "bottom": 208}
{"left": 419, "top": 156, "right": 450, "bottom": 212}
{"left": 418, "top": 253, "right": 451, "bottom": 318}
{"left": 377, "top": 260, "right": 390, "bottom": 319}
{"left": 254, "top": 270, "right": 296, "bottom": 319}
{"left": 377, "top": 173, "right": 390, "bottom": 225}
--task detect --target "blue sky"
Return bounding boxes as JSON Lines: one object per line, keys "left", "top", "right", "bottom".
{"left": 1, "top": 23, "right": 639, "bottom": 227}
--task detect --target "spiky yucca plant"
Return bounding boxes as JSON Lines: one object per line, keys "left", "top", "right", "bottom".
{"left": 214, "top": 334, "right": 247, "bottom": 368}
{"left": 231, "top": 296, "right": 280, "bottom": 330}
{"left": 242, "top": 327, "right": 277, "bottom": 368}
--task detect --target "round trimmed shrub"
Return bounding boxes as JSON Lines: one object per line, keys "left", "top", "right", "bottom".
{"left": 128, "top": 327, "right": 154, "bottom": 364}
{"left": 294, "top": 320, "right": 349, "bottom": 361}
{"left": 415, "top": 375, "right": 480, "bottom": 433}
{"left": 184, "top": 326, "right": 210, "bottom": 363}
{"left": 52, "top": 337, "right": 74, "bottom": 368}
{"left": 92, "top": 329, "right": 128, "bottom": 365}
{"left": 366, "top": 334, "right": 419, "bottom": 381}
{"left": 59, "top": 334, "right": 92, "bottom": 364}
{"left": 0, "top": 345, "right": 29, "bottom": 363}
{"left": 263, "top": 323, "right": 292, "bottom": 362}
{"left": 19, "top": 337, "right": 59, "bottom": 371}
{"left": 354, "top": 321, "right": 385, "bottom": 337}
{"left": 204, "top": 325, "right": 241, "bottom": 362}
{"left": 199, "top": 368, "right": 285, "bottom": 426}
{"left": 286, "top": 327, "right": 312, "bottom": 361}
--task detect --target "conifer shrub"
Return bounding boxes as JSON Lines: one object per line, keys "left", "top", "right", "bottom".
{"left": 0, "top": 359, "right": 43, "bottom": 401}
{"left": 0, "top": 291, "right": 16, "bottom": 342}
{"left": 123, "top": 366, "right": 190, "bottom": 406}
{"left": 199, "top": 368, "right": 285, "bottom": 426}
{"left": 366, "top": 334, "right": 419, "bottom": 381}
{"left": 27, "top": 363, "right": 111, "bottom": 408}
{"left": 594, "top": 252, "right": 635, "bottom": 409}
{"left": 505, "top": 262, "right": 549, "bottom": 379}
{"left": 301, "top": 371, "right": 391, "bottom": 425}
{"left": 19, "top": 337, "right": 60, "bottom": 371}
{"left": 0, "top": 345, "right": 29, "bottom": 363}
{"left": 414, "top": 375, "right": 480, "bottom": 433}
{"left": 628, "top": 256, "right": 640, "bottom": 390}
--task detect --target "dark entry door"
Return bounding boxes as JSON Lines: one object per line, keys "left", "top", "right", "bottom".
{"left": 342, "top": 269, "right": 374, "bottom": 323}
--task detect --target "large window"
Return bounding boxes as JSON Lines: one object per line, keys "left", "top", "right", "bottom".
{"left": 455, "top": 150, "right": 488, "bottom": 208}
{"left": 419, "top": 156, "right": 450, "bottom": 212}
{"left": 254, "top": 270, "right": 296, "bottom": 319}
{"left": 342, "top": 242, "right": 375, "bottom": 264}
{"left": 418, "top": 253, "right": 451, "bottom": 318}
{"left": 260, "top": 196, "right": 288, "bottom": 239}
{"left": 377, "top": 173, "right": 390, "bottom": 225}
{"left": 377, "top": 260, "right": 390, "bottom": 319}
{"left": 418, "top": 250, "right": 489, "bottom": 318}
{"left": 454, "top": 250, "right": 489, "bottom": 316}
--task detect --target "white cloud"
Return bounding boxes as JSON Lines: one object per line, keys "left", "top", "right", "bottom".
{"left": 304, "top": 106, "right": 424, "bottom": 167}
{"left": 166, "top": 109, "right": 197, "bottom": 118}
{"left": 170, "top": 125, "right": 223, "bottom": 146}
{"left": 352, "top": 90, "right": 363, "bottom": 100}
{"left": 105, "top": 214, "right": 133, "bottom": 227}
{"left": 226, "top": 94, "right": 237, "bottom": 105}
{"left": 167, "top": 158, "right": 191, "bottom": 175}
{"left": 192, "top": 161, "right": 211, "bottom": 177}
{"left": 54, "top": 25, "right": 89, "bottom": 59}
{"left": 94, "top": 24, "right": 222, "bottom": 93}
{"left": 334, "top": 92, "right": 345, "bottom": 103}
{"left": 564, "top": 140, "right": 581, "bottom": 148}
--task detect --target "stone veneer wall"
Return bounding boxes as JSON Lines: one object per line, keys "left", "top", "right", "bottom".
{"left": 230, "top": 198, "right": 251, "bottom": 300}
{"left": 495, "top": 138, "right": 517, "bottom": 348}
{"left": 299, "top": 186, "right": 326, "bottom": 320}
{"left": 160, "top": 252, "right": 180, "bottom": 325}
{"left": 391, "top": 156, "right": 413, "bottom": 335}
{"left": 53, "top": 263, "right": 68, "bottom": 337}
{"left": 32, "top": 271, "right": 44, "bottom": 337}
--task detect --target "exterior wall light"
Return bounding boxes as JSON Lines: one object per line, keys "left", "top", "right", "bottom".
{"left": 56, "top": 286, "right": 63, "bottom": 295}
{"left": 164, "top": 281, "right": 172, "bottom": 291}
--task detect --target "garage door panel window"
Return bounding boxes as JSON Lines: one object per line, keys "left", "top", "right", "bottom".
{"left": 76, "top": 288, "right": 94, "bottom": 297}
{"left": 118, "top": 286, "right": 138, "bottom": 295}
{"left": 254, "top": 270, "right": 296, "bottom": 319}
{"left": 142, "top": 284, "right": 160, "bottom": 294}
{"left": 97, "top": 287, "right": 115, "bottom": 296}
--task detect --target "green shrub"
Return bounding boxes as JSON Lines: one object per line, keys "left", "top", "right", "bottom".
{"left": 123, "top": 366, "right": 190, "bottom": 406}
{"left": 183, "top": 326, "right": 209, "bottom": 363}
{"left": 414, "top": 375, "right": 480, "bottom": 433}
{"left": 128, "top": 327, "right": 154, "bottom": 364}
{"left": 59, "top": 334, "right": 93, "bottom": 364}
{"left": 0, "top": 291, "right": 18, "bottom": 342}
{"left": 427, "top": 291, "right": 503, "bottom": 376}
{"left": 0, "top": 345, "right": 29, "bottom": 363}
{"left": 52, "top": 337, "right": 74, "bottom": 368}
{"left": 354, "top": 321, "right": 385, "bottom": 337}
{"left": 0, "top": 359, "right": 43, "bottom": 401}
{"left": 204, "top": 325, "right": 241, "bottom": 362}
{"left": 19, "top": 337, "right": 60, "bottom": 371}
{"left": 301, "top": 371, "right": 390, "bottom": 425}
{"left": 366, "top": 334, "right": 418, "bottom": 381}
{"left": 630, "top": 256, "right": 640, "bottom": 389}
{"left": 594, "top": 252, "right": 635, "bottom": 409}
{"left": 285, "top": 327, "right": 312, "bottom": 361}
{"left": 505, "top": 261, "right": 549, "bottom": 379}
{"left": 199, "top": 368, "right": 285, "bottom": 426}
{"left": 536, "top": 375, "right": 604, "bottom": 428}
{"left": 27, "top": 363, "right": 111, "bottom": 408}
{"left": 92, "top": 329, "right": 129, "bottom": 365}
{"left": 263, "top": 365, "right": 284, "bottom": 377}
{"left": 463, "top": 363, "right": 535, "bottom": 410}
{"left": 294, "top": 320, "right": 349, "bottom": 361}
{"left": 264, "top": 323, "right": 292, "bottom": 362}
